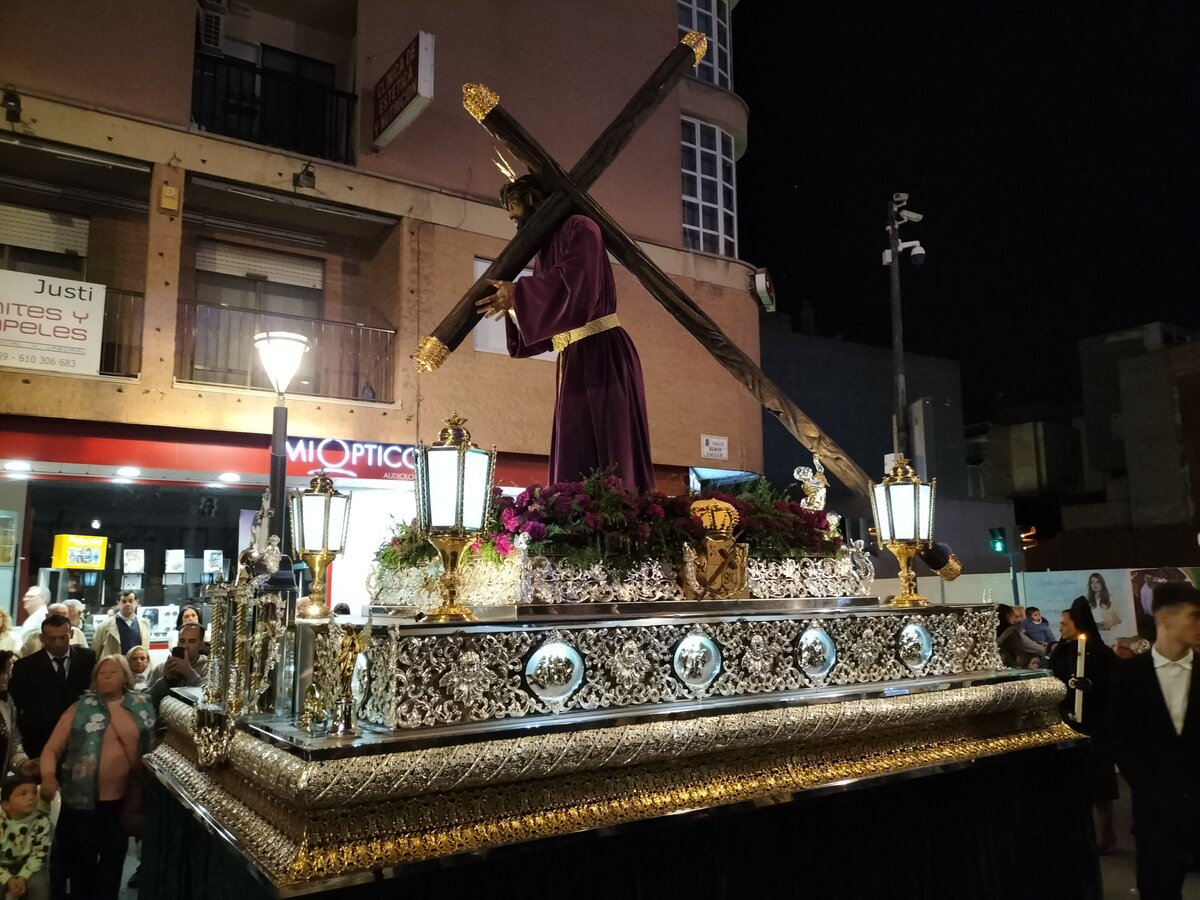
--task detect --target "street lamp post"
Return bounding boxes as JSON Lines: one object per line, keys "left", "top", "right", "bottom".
{"left": 871, "top": 193, "right": 935, "bottom": 606}
{"left": 885, "top": 193, "right": 925, "bottom": 457}
{"left": 253, "top": 332, "right": 310, "bottom": 543}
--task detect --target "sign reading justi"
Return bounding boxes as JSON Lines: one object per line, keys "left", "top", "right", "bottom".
{"left": 0, "top": 270, "right": 104, "bottom": 375}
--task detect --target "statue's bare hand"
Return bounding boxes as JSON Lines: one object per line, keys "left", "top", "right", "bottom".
{"left": 476, "top": 280, "right": 515, "bottom": 320}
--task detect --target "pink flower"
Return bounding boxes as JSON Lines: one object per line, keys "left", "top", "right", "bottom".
{"left": 646, "top": 503, "right": 665, "bottom": 520}
{"left": 584, "top": 512, "right": 603, "bottom": 532}
{"left": 633, "top": 523, "right": 651, "bottom": 542}
{"left": 494, "top": 534, "right": 513, "bottom": 556}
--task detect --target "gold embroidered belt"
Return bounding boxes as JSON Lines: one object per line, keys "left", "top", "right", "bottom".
{"left": 552, "top": 314, "right": 620, "bottom": 353}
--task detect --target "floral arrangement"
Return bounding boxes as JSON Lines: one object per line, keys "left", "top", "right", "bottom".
{"left": 374, "top": 471, "right": 842, "bottom": 575}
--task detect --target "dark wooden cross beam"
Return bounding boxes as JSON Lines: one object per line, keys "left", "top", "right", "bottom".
{"left": 413, "top": 35, "right": 873, "bottom": 498}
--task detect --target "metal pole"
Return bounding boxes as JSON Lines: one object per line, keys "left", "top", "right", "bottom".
{"left": 1008, "top": 551, "right": 1021, "bottom": 605}
{"left": 887, "top": 201, "right": 908, "bottom": 459}
{"left": 269, "top": 400, "right": 288, "bottom": 544}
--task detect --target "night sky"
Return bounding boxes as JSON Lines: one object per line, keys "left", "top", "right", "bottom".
{"left": 733, "top": 4, "right": 1200, "bottom": 422}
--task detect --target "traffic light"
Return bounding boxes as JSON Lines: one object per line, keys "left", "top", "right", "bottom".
{"left": 1020, "top": 526, "right": 1038, "bottom": 550}
{"left": 989, "top": 527, "right": 1007, "bottom": 554}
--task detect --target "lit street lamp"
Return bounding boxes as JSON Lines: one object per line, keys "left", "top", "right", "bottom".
{"left": 254, "top": 331, "right": 309, "bottom": 544}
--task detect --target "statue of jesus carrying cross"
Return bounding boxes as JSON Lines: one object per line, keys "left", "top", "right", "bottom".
{"left": 476, "top": 173, "right": 655, "bottom": 493}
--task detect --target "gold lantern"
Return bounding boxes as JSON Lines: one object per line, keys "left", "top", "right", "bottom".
{"left": 289, "top": 471, "right": 351, "bottom": 620}
{"left": 415, "top": 413, "right": 496, "bottom": 623}
{"left": 869, "top": 454, "right": 936, "bottom": 607}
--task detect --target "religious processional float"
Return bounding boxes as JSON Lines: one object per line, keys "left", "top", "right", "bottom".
{"left": 143, "top": 32, "right": 1076, "bottom": 897}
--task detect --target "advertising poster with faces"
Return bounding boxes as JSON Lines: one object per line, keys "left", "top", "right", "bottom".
{"left": 1023, "top": 568, "right": 1136, "bottom": 646}
{"left": 1129, "top": 566, "right": 1200, "bottom": 642}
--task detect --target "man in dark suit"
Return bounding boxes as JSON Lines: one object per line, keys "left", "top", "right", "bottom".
{"left": 9, "top": 613, "right": 95, "bottom": 759}
{"left": 1110, "top": 581, "right": 1200, "bottom": 900}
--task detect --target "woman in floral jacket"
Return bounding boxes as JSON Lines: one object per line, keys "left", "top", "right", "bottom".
{"left": 40, "top": 655, "right": 154, "bottom": 900}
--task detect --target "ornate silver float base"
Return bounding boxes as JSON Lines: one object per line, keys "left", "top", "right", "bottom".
{"left": 149, "top": 673, "right": 1073, "bottom": 891}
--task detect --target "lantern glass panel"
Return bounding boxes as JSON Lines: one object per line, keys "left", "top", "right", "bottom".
{"left": 887, "top": 482, "right": 918, "bottom": 541}
{"left": 917, "top": 483, "right": 933, "bottom": 540}
{"left": 299, "top": 494, "right": 328, "bottom": 551}
{"left": 872, "top": 484, "right": 891, "bottom": 541}
{"left": 461, "top": 448, "right": 491, "bottom": 531}
{"left": 327, "top": 493, "right": 350, "bottom": 553}
{"left": 426, "top": 447, "right": 461, "bottom": 529}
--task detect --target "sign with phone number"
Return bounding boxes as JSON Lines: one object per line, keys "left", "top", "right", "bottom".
{"left": 0, "top": 270, "right": 105, "bottom": 376}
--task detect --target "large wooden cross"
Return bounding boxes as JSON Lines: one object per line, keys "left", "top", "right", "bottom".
{"left": 412, "top": 33, "right": 873, "bottom": 498}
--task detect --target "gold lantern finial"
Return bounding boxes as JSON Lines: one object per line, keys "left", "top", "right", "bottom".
{"left": 435, "top": 412, "right": 471, "bottom": 447}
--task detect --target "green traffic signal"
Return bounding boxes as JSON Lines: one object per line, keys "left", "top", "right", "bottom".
{"left": 989, "top": 527, "right": 1007, "bottom": 554}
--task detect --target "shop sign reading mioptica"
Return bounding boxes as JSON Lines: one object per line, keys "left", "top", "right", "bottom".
{"left": 286, "top": 437, "right": 417, "bottom": 481}
{"left": 0, "top": 270, "right": 105, "bottom": 376}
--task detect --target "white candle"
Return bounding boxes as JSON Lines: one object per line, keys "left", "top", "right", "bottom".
{"left": 1074, "top": 633, "right": 1086, "bottom": 722}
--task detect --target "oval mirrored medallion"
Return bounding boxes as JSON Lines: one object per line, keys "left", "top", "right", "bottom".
{"left": 525, "top": 640, "right": 585, "bottom": 702}
{"left": 797, "top": 627, "right": 837, "bottom": 679}
{"left": 898, "top": 623, "right": 934, "bottom": 670}
{"left": 672, "top": 632, "right": 721, "bottom": 689}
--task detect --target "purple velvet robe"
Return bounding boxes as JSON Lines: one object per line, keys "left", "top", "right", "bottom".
{"left": 505, "top": 214, "right": 654, "bottom": 493}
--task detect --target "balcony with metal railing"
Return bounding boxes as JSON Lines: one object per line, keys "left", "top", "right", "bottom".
{"left": 175, "top": 300, "right": 394, "bottom": 403}
{"left": 191, "top": 53, "right": 356, "bottom": 164}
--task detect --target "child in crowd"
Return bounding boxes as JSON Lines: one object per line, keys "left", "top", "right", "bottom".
{"left": 0, "top": 776, "right": 50, "bottom": 898}
{"left": 1021, "top": 606, "right": 1057, "bottom": 646}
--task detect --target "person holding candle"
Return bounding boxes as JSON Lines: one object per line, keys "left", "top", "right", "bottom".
{"left": 1050, "top": 597, "right": 1118, "bottom": 855}
{"left": 1109, "top": 581, "right": 1200, "bottom": 900}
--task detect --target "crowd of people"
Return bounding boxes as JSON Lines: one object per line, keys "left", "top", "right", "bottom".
{"left": 0, "top": 587, "right": 208, "bottom": 898}
{"left": 998, "top": 582, "right": 1200, "bottom": 900}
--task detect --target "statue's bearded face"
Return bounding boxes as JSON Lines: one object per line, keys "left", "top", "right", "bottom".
{"left": 506, "top": 196, "right": 531, "bottom": 230}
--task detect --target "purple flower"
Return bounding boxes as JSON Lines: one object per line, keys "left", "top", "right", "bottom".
{"left": 521, "top": 520, "right": 548, "bottom": 541}
{"left": 646, "top": 503, "right": 665, "bottom": 520}
{"left": 633, "top": 523, "right": 651, "bottom": 542}
{"left": 584, "top": 512, "right": 603, "bottom": 532}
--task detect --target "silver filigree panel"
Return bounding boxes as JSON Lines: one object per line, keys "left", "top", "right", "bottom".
{"left": 359, "top": 606, "right": 1002, "bottom": 731}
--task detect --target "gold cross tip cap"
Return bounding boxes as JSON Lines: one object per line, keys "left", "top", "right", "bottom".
{"left": 412, "top": 335, "right": 449, "bottom": 372}
{"left": 680, "top": 31, "right": 709, "bottom": 66}
{"left": 463, "top": 83, "right": 500, "bottom": 122}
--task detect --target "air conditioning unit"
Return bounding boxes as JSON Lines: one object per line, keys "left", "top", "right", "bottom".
{"left": 197, "top": 6, "right": 225, "bottom": 52}
{"left": 200, "top": 0, "right": 230, "bottom": 11}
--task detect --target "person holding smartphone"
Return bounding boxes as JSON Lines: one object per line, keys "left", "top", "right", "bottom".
{"left": 146, "top": 624, "right": 208, "bottom": 710}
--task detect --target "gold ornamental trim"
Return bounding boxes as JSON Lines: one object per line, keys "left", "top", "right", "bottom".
{"left": 151, "top": 679, "right": 1075, "bottom": 886}
{"left": 551, "top": 313, "right": 620, "bottom": 353}
{"left": 412, "top": 335, "right": 450, "bottom": 372}
{"left": 462, "top": 83, "right": 500, "bottom": 122}
{"left": 284, "top": 721, "right": 1077, "bottom": 881}
{"left": 680, "top": 30, "right": 708, "bottom": 67}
